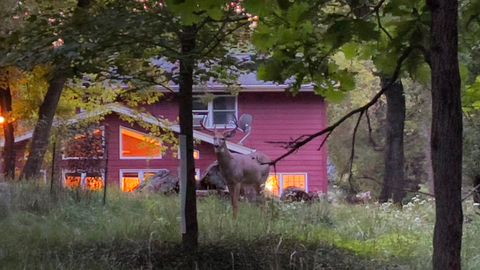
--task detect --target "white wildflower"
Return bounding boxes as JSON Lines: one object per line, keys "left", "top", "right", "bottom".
{"left": 52, "top": 38, "right": 64, "bottom": 48}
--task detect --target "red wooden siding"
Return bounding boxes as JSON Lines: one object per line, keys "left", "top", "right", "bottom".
{"left": 4, "top": 91, "right": 328, "bottom": 193}
{"left": 100, "top": 92, "right": 328, "bottom": 193}
{"left": 237, "top": 92, "right": 328, "bottom": 192}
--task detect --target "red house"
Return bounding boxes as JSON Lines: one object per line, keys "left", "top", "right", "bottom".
{"left": 2, "top": 78, "right": 329, "bottom": 196}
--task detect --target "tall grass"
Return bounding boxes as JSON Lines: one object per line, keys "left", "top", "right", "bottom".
{"left": 0, "top": 182, "right": 479, "bottom": 269}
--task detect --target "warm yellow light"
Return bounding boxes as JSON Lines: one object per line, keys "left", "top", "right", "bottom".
{"left": 265, "top": 181, "right": 274, "bottom": 192}
{"left": 265, "top": 175, "right": 280, "bottom": 196}
{"left": 122, "top": 177, "right": 141, "bottom": 192}
{"left": 0, "top": 116, "right": 5, "bottom": 124}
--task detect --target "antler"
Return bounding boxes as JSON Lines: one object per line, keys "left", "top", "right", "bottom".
{"left": 200, "top": 115, "right": 216, "bottom": 133}
{"left": 224, "top": 114, "right": 239, "bottom": 138}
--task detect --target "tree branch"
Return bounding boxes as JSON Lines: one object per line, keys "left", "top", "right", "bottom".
{"left": 347, "top": 111, "right": 364, "bottom": 194}
{"left": 264, "top": 46, "right": 415, "bottom": 166}
{"left": 461, "top": 183, "right": 480, "bottom": 202}
{"left": 375, "top": 6, "right": 393, "bottom": 41}
{"left": 198, "top": 21, "right": 250, "bottom": 58}
{"left": 365, "top": 109, "right": 381, "bottom": 149}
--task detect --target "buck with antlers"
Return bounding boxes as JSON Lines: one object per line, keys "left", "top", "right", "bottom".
{"left": 202, "top": 117, "right": 270, "bottom": 219}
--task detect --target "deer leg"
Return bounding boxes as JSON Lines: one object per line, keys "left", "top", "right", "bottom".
{"left": 254, "top": 183, "right": 265, "bottom": 205}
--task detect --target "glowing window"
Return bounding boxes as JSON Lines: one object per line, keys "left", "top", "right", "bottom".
{"left": 65, "top": 173, "right": 82, "bottom": 189}
{"left": 121, "top": 172, "right": 141, "bottom": 192}
{"left": 85, "top": 175, "right": 104, "bottom": 191}
{"left": 120, "top": 170, "right": 167, "bottom": 192}
{"left": 264, "top": 173, "right": 307, "bottom": 197}
{"left": 120, "top": 127, "right": 162, "bottom": 159}
{"left": 64, "top": 172, "right": 104, "bottom": 191}
{"left": 283, "top": 174, "right": 307, "bottom": 190}
{"left": 265, "top": 175, "right": 280, "bottom": 196}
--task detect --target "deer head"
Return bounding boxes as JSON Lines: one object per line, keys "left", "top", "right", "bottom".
{"left": 201, "top": 116, "right": 238, "bottom": 154}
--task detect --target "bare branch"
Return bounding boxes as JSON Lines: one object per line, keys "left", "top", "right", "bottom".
{"left": 199, "top": 21, "right": 250, "bottom": 58}
{"left": 317, "top": 130, "right": 333, "bottom": 150}
{"left": 347, "top": 111, "right": 364, "bottom": 194}
{"left": 365, "top": 109, "right": 381, "bottom": 149}
{"left": 462, "top": 184, "right": 480, "bottom": 202}
{"left": 264, "top": 46, "right": 415, "bottom": 166}
{"left": 375, "top": 6, "right": 393, "bottom": 41}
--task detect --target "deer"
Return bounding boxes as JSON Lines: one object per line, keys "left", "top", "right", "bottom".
{"left": 202, "top": 117, "right": 270, "bottom": 219}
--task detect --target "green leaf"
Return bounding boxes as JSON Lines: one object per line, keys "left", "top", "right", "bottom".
{"left": 286, "top": 2, "right": 309, "bottom": 25}
{"left": 460, "top": 63, "right": 470, "bottom": 89}
{"left": 373, "top": 54, "right": 397, "bottom": 76}
{"left": 341, "top": 43, "right": 358, "bottom": 60}
{"left": 206, "top": 7, "right": 224, "bottom": 21}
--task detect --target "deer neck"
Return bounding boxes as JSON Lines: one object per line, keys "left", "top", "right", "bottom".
{"left": 215, "top": 145, "right": 234, "bottom": 169}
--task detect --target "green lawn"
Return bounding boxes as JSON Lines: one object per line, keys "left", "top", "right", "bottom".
{"left": 0, "top": 183, "right": 479, "bottom": 269}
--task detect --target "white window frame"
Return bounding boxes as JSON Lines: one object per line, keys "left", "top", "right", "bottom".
{"left": 176, "top": 148, "right": 200, "bottom": 160}
{"left": 268, "top": 172, "right": 309, "bottom": 195}
{"left": 62, "top": 127, "right": 105, "bottom": 160}
{"left": 119, "top": 126, "right": 163, "bottom": 160}
{"left": 193, "top": 95, "right": 238, "bottom": 129}
{"left": 61, "top": 170, "right": 105, "bottom": 190}
{"left": 119, "top": 169, "right": 168, "bottom": 192}
{"left": 195, "top": 168, "right": 201, "bottom": 181}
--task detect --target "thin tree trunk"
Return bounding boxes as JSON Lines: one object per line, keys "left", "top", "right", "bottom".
{"left": 474, "top": 175, "right": 480, "bottom": 205}
{"left": 379, "top": 78, "right": 406, "bottom": 204}
{"left": 179, "top": 25, "right": 198, "bottom": 250}
{"left": 423, "top": 119, "right": 435, "bottom": 194}
{"left": 0, "top": 85, "right": 15, "bottom": 180}
{"left": 21, "top": 70, "right": 66, "bottom": 180}
{"left": 428, "top": 0, "right": 463, "bottom": 269}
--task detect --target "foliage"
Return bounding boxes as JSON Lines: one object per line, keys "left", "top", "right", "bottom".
{"left": 1, "top": 184, "right": 480, "bottom": 269}
{"left": 327, "top": 55, "right": 431, "bottom": 197}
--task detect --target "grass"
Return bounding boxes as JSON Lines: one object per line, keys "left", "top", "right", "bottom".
{"left": 0, "top": 182, "right": 479, "bottom": 269}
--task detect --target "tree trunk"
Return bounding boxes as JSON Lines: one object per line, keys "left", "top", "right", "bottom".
{"left": 0, "top": 85, "right": 15, "bottom": 180}
{"left": 428, "top": 0, "right": 463, "bottom": 269}
{"left": 179, "top": 25, "right": 198, "bottom": 250}
{"left": 379, "top": 78, "right": 406, "bottom": 204}
{"left": 20, "top": 0, "right": 90, "bottom": 180}
{"left": 474, "top": 175, "right": 480, "bottom": 205}
{"left": 20, "top": 70, "right": 66, "bottom": 180}
{"left": 423, "top": 119, "right": 435, "bottom": 194}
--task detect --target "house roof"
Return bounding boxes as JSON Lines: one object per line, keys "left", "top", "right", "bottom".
{"left": 2, "top": 103, "right": 255, "bottom": 155}
{"left": 152, "top": 54, "right": 314, "bottom": 92}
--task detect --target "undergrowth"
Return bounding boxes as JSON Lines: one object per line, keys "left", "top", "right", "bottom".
{"left": 0, "top": 182, "right": 479, "bottom": 269}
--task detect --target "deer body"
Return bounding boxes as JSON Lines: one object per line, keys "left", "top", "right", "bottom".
{"left": 213, "top": 133, "right": 270, "bottom": 219}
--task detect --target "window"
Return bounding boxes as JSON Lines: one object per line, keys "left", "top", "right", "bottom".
{"left": 121, "top": 172, "right": 141, "bottom": 192}
{"left": 265, "top": 175, "right": 280, "bottom": 196}
{"left": 264, "top": 173, "right": 308, "bottom": 196}
{"left": 283, "top": 174, "right": 307, "bottom": 190}
{"left": 120, "top": 169, "right": 167, "bottom": 192}
{"left": 193, "top": 96, "right": 237, "bottom": 127}
{"left": 177, "top": 149, "right": 200, "bottom": 160}
{"left": 63, "top": 128, "right": 104, "bottom": 159}
{"left": 85, "top": 175, "right": 104, "bottom": 191}
{"left": 63, "top": 171, "right": 104, "bottom": 191}
{"left": 120, "top": 127, "right": 162, "bottom": 159}
{"left": 195, "top": 168, "right": 201, "bottom": 181}
{"left": 65, "top": 173, "right": 82, "bottom": 189}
